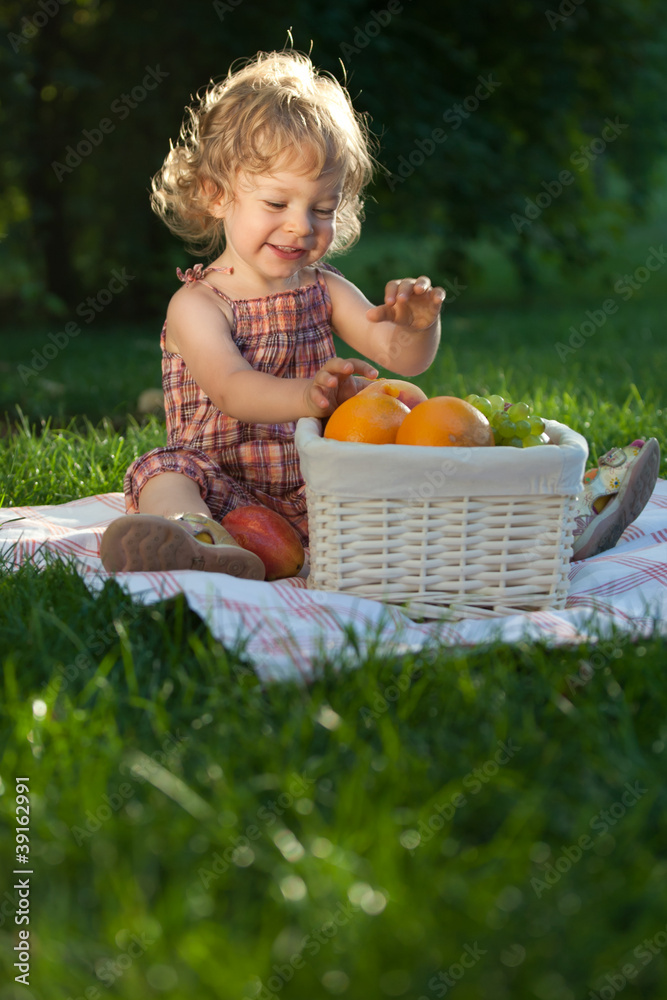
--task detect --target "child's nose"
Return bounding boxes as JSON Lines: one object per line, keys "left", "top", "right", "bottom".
{"left": 285, "top": 211, "right": 314, "bottom": 236}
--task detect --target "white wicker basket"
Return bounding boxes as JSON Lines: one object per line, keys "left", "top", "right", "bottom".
{"left": 295, "top": 417, "right": 589, "bottom": 619}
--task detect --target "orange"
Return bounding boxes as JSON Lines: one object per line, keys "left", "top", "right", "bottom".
{"left": 323, "top": 386, "right": 410, "bottom": 443}
{"left": 395, "top": 396, "right": 495, "bottom": 447}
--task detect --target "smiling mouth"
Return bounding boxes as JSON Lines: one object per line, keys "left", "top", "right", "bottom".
{"left": 267, "top": 244, "right": 306, "bottom": 258}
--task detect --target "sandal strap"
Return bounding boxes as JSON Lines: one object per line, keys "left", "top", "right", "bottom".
{"left": 597, "top": 440, "right": 644, "bottom": 469}
{"left": 170, "top": 513, "right": 239, "bottom": 546}
{"left": 574, "top": 440, "right": 647, "bottom": 517}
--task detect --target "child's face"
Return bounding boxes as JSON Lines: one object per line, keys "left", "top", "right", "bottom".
{"left": 212, "top": 156, "right": 342, "bottom": 289}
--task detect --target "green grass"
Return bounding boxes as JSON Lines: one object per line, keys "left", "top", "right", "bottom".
{"left": 0, "top": 413, "right": 165, "bottom": 508}
{"left": 1, "top": 206, "right": 667, "bottom": 996}
{"left": 1, "top": 563, "right": 667, "bottom": 998}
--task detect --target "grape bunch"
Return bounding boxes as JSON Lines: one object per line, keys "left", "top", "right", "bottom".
{"left": 465, "top": 394, "right": 548, "bottom": 448}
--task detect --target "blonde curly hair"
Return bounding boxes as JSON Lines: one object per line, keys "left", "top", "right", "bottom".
{"left": 151, "top": 50, "right": 377, "bottom": 259}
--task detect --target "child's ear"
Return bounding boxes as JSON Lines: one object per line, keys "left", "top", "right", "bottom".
{"left": 201, "top": 179, "right": 228, "bottom": 219}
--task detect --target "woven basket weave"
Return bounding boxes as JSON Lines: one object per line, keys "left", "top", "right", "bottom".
{"left": 295, "top": 417, "right": 588, "bottom": 619}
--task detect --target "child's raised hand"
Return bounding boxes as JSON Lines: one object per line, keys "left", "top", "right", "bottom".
{"left": 305, "top": 357, "right": 378, "bottom": 417}
{"left": 366, "top": 276, "right": 446, "bottom": 330}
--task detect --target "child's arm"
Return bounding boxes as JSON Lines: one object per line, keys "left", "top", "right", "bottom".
{"left": 324, "top": 272, "right": 445, "bottom": 376}
{"left": 165, "top": 286, "right": 377, "bottom": 423}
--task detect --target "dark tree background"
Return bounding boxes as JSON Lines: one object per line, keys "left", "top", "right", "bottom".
{"left": 0, "top": 0, "right": 665, "bottom": 324}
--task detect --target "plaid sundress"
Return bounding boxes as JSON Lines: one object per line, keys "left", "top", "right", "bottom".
{"left": 124, "top": 263, "right": 338, "bottom": 542}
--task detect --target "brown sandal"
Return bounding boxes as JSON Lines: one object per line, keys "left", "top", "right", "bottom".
{"left": 100, "top": 512, "right": 265, "bottom": 579}
{"left": 571, "top": 438, "right": 660, "bottom": 561}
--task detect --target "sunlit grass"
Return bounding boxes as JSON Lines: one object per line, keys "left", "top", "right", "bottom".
{"left": 0, "top": 413, "right": 165, "bottom": 507}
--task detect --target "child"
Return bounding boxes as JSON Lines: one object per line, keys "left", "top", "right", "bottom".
{"left": 101, "top": 50, "right": 445, "bottom": 578}
{"left": 101, "top": 50, "right": 659, "bottom": 579}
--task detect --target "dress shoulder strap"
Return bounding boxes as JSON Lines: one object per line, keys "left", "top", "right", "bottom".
{"left": 316, "top": 261, "right": 345, "bottom": 278}
{"left": 176, "top": 264, "right": 234, "bottom": 301}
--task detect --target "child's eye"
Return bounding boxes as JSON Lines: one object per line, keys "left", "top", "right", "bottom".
{"left": 315, "top": 208, "right": 336, "bottom": 217}
{"left": 265, "top": 201, "right": 286, "bottom": 209}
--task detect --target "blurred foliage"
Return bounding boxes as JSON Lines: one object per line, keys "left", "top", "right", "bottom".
{"left": 1, "top": 560, "right": 667, "bottom": 998}
{"left": 0, "top": 0, "right": 666, "bottom": 324}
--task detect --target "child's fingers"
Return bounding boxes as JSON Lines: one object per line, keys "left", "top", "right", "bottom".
{"left": 421, "top": 284, "right": 446, "bottom": 306}
{"left": 421, "top": 286, "right": 447, "bottom": 322}
{"left": 367, "top": 300, "right": 410, "bottom": 324}
{"left": 384, "top": 277, "right": 427, "bottom": 301}
{"left": 320, "top": 357, "right": 355, "bottom": 376}
{"left": 413, "top": 286, "right": 446, "bottom": 316}
{"left": 368, "top": 280, "right": 445, "bottom": 326}
{"left": 400, "top": 285, "right": 447, "bottom": 319}
{"left": 381, "top": 276, "right": 433, "bottom": 308}
{"left": 383, "top": 279, "right": 402, "bottom": 304}
{"left": 367, "top": 303, "right": 392, "bottom": 323}
{"left": 402, "top": 275, "right": 431, "bottom": 298}
{"left": 345, "top": 358, "right": 379, "bottom": 378}
{"left": 321, "top": 357, "right": 377, "bottom": 379}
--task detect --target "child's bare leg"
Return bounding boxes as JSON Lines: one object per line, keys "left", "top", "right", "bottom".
{"left": 138, "top": 472, "right": 213, "bottom": 520}
{"left": 101, "top": 471, "right": 265, "bottom": 577}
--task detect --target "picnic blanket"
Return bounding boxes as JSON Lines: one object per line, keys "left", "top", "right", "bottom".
{"left": 2, "top": 483, "right": 666, "bottom": 683}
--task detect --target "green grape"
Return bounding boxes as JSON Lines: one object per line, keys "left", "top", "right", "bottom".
{"left": 508, "top": 402, "right": 531, "bottom": 421}
{"left": 474, "top": 396, "right": 493, "bottom": 419}
{"left": 500, "top": 424, "right": 518, "bottom": 442}
{"left": 481, "top": 395, "right": 547, "bottom": 446}
{"left": 465, "top": 393, "right": 480, "bottom": 406}
{"left": 491, "top": 410, "right": 513, "bottom": 431}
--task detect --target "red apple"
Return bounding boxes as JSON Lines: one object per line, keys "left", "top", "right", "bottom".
{"left": 356, "top": 377, "right": 428, "bottom": 410}
{"left": 222, "top": 505, "right": 304, "bottom": 581}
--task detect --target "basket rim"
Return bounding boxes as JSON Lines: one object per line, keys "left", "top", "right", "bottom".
{"left": 296, "top": 416, "right": 588, "bottom": 501}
